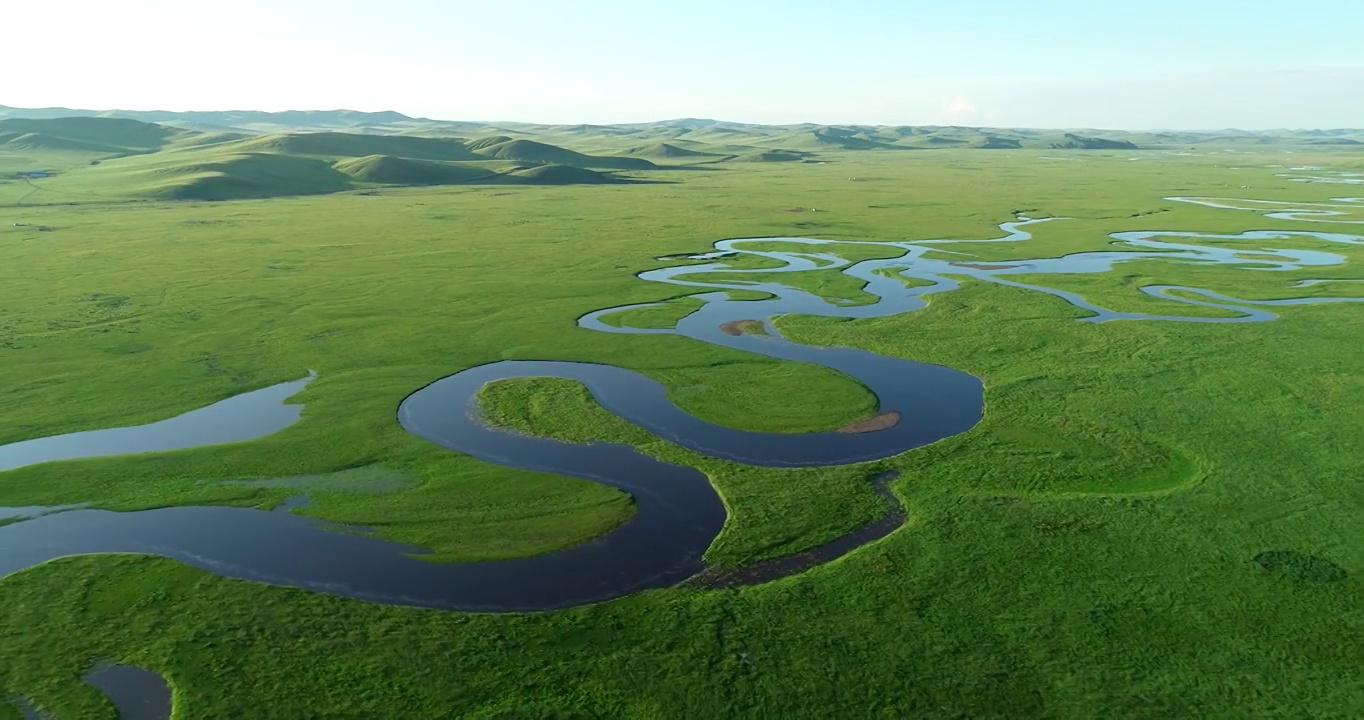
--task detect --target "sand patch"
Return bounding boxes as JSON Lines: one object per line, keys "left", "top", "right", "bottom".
{"left": 720, "top": 319, "right": 767, "bottom": 336}
{"left": 950, "top": 262, "right": 1021, "bottom": 270}
{"left": 838, "top": 410, "right": 901, "bottom": 434}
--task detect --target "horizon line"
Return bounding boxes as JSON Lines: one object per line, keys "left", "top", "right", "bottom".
{"left": 2, "top": 102, "right": 1362, "bottom": 134}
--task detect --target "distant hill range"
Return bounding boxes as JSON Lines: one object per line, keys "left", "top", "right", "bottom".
{"left": 4, "top": 104, "right": 1360, "bottom": 147}
{"left": 0, "top": 106, "right": 427, "bottom": 133}
{"left": 2, "top": 105, "right": 1361, "bottom": 203}
{"left": 0, "top": 116, "right": 647, "bottom": 201}
{"left": 1049, "top": 133, "right": 1138, "bottom": 150}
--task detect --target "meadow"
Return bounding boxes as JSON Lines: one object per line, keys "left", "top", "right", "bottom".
{"left": 0, "top": 119, "right": 1361, "bottom": 717}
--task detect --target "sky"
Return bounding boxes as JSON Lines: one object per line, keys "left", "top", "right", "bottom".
{"left": 7, "top": 0, "right": 1363, "bottom": 129}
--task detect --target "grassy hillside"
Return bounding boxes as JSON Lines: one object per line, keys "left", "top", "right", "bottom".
{"left": 1, "top": 133, "right": 124, "bottom": 154}
{"left": 729, "top": 150, "right": 808, "bottom": 163}
{"left": 0, "top": 119, "right": 652, "bottom": 201}
{"left": 626, "top": 142, "right": 723, "bottom": 159}
{"left": 506, "top": 164, "right": 620, "bottom": 184}
{"left": 1047, "top": 132, "right": 1140, "bottom": 150}
{"left": 333, "top": 155, "right": 503, "bottom": 185}
{"left": 80, "top": 152, "right": 355, "bottom": 200}
{"left": 470, "top": 138, "right": 657, "bottom": 170}
{"left": 977, "top": 135, "right": 1023, "bottom": 149}
{"left": 463, "top": 135, "right": 516, "bottom": 152}
{"left": 225, "top": 132, "right": 480, "bottom": 161}
{"left": 769, "top": 128, "right": 906, "bottom": 151}
{"left": 902, "top": 135, "right": 968, "bottom": 148}
{"left": 0, "top": 117, "right": 186, "bottom": 154}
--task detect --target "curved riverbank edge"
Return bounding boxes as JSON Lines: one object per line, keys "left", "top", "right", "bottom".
{"left": 7, "top": 663, "right": 172, "bottom": 720}
{"left": 688, "top": 471, "right": 906, "bottom": 589}
{"left": 84, "top": 664, "right": 172, "bottom": 720}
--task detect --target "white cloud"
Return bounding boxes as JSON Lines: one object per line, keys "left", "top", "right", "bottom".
{"left": 945, "top": 96, "right": 977, "bottom": 118}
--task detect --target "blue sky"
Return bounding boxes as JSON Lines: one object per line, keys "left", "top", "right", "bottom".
{"left": 9, "top": 0, "right": 1363, "bottom": 128}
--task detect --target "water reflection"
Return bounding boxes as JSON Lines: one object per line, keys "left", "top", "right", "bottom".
{"left": 0, "top": 373, "right": 315, "bottom": 473}
{"left": 84, "top": 664, "right": 171, "bottom": 720}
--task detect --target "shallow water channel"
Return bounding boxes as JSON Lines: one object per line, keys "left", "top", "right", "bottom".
{"left": 1, "top": 208, "right": 1361, "bottom": 613}
{"left": 11, "top": 664, "right": 170, "bottom": 720}
{"left": 0, "top": 372, "right": 315, "bottom": 473}
{"left": 83, "top": 665, "right": 172, "bottom": 720}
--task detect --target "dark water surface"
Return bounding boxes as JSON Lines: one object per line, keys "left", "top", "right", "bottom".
{"left": 7, "top": 665, "right": 171, "bottom": 720}
{"left": 84, "top": 664, "right": 172, "bottom": 720}
{"left": 12, "top": 697, "right": 46, "bottom": 720}
{"left": 1, "top": 213, "right": 1361, "bottom": 612}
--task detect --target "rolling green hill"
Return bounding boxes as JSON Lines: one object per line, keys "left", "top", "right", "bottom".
{"left": 0, "top": 117, "right": 183, "bottom": 152}
{"left": 463, "top": 135, "right": 517, "bottom": 152}
{"left": 976, "top": 135, "right": 1023, "bottom": 149}
{"left": 626, "top": 142, "right": 723, "bottom": 159}
{"left": 1047, "top": 132, "right": 1139, "bottom": 150}
{"left": 71, "top": 152, "right": 355, "bottom": 200}
{"left": 0, "top": 118, "right": 644, "bottom": 201}
{"left": 469, "top": 138, "right": 657, "bottom": 170}
{"left": 1, "top": 132, "right": 126, "bottom": 154}
{"left": 729, "top": 150, "right": 808, "bottom": 163}
{"left": 506, "top": 164, "right": 620, "bottom": 184}
{"left": 222, "top": 132, "right": 480, "bottom": 161}
{"left": 748, "top": 126, "right": 919, "bottom": 152}
{"left": 170, "top": 131, "right": 252, "bottom": 149}
{"left": 910, "top": 136, "right": 969, "bottom": 147}
{"left": 333, "top": 155, "right": 502, "bottom": 185}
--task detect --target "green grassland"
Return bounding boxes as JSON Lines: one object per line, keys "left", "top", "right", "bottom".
{"left": 1, "top": 116, "right": 1362, "bottom": 717}
{"left": 597, "top": 297, "right": 709, "bottom": 329}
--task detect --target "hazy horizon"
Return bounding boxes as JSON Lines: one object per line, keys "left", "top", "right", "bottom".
{"left": 7, "top": 100, "right": 1364, "bottom": 133}
{"left": 10, "top": 0, "right": 1363, "bottom": 130}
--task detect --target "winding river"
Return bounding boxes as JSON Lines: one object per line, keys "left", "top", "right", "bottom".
{"left": 1, "top": 203, "right": 1362, "bottom": 615}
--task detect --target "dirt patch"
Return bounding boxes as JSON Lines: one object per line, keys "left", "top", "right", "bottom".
{"left": 950, "top": 262, "right": 1021, "bottom": 270}
{"left": 720, "top": 319, "right": 767, "bottom": 336}
{"left": 838, "top": 411, "right": 901, "bottom": 434}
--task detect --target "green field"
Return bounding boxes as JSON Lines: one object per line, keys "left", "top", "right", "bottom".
{"left": 1, "top": 115, "right": 1361, "bottom": 718}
